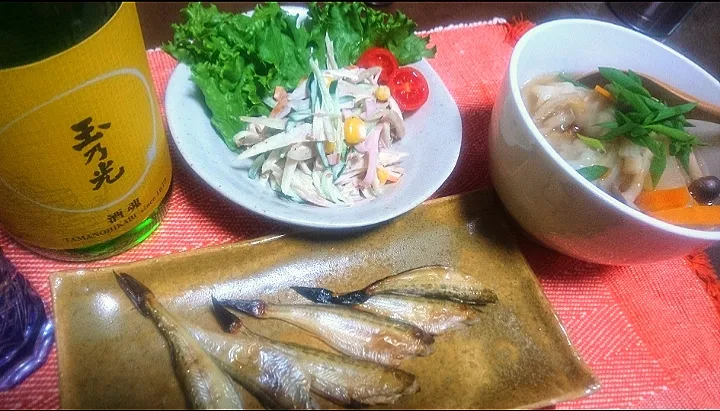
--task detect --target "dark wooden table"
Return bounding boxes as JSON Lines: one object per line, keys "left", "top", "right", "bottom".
{"left": 136, "top": 1, "right": 720, "bottom": 268}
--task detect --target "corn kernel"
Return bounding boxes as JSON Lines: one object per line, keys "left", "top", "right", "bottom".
{"left": 324, "top": 140, "right": 336, "bottom": 154}
{"left": 344, "top": 116, "right": 367, "bottom": 145}
{"left": 375, "top": 85, "right": 391, "bottom": 102}
{"left": 324, "top": 76, "right": 333, "bottom": 88}
{"left": 377, "top": 167, "right": 389, "bottom": 185}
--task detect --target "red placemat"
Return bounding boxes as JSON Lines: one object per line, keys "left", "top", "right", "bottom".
{"left": 2, "top": 19, "right": 720, "bottom": 409}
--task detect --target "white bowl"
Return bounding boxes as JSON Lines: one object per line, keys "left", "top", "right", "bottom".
{"left": 489, "top": 19, "right": 720, "bottom": 265}
{"left": 164, "top": 6, "right": 461, "bottom": 230}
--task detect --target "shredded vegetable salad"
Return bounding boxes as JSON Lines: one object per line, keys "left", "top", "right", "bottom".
{"left": 232, "top": 35, "right": 410, "bottom": 207}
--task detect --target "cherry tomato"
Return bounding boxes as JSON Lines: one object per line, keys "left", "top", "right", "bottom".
{"left": 356, "top": 47, "right": 399, "bottom": 84}
{"left": 387, "top": 67, "right": 429, "bottom": 112}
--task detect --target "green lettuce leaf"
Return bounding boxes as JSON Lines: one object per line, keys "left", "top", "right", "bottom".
{"left": 306, "top": 2, "right": 435, "bottom": 67}
{"left": 164, "top": 2, "right": 435, "bottom": 151}
{"left": 164, "top": 2, "right": 312, "bottom": 151}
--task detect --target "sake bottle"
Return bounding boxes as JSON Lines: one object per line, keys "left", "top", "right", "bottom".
{"left": 0, "top": 2, "right": 173, "bottom": 261}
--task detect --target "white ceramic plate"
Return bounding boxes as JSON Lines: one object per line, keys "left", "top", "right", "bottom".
{"left": 164, "top": 6, "right": 461, "bottom": 229}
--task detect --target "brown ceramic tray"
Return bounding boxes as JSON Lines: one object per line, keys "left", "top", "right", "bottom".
{"left": 51, "top": 190, "right": 600, "bottom": 409}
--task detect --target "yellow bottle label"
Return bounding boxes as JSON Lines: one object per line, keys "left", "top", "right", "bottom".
{"left": 0, "top": 3, "right": 172, "bottom": 250}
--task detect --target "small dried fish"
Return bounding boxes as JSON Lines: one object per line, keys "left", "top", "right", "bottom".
{"left": 293, "top": 287, "right": 480, "bottom": 335}
{"left": 211, "top": 298, "right": 419, "bottom": 407}
{"left": 114, "top": 273, "right": 245, "bottom": 410}
{"left": 218, "top": 298, "right": 434, "bottom": 367}
{"left": 365, "top": 265, "right": 498, "bottom": 305}
{"left": 188, "top": 328, "right": 318, "bottom": 410}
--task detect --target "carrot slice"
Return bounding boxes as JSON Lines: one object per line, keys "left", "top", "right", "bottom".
{"left": 650, "top": 206, "right": 720, "bottom": 227}
{"left": 635, "top": 186, "right": 692, "bottom": 213}
{"left": 594, "top": 85, "right": 613, "bottom": 100}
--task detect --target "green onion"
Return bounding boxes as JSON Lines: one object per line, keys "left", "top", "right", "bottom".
{"left": 645, "top": 138, "right": 667, "bottom": 188}
{"left": 576, "top": 165, "right": 609, "bottom": 181}
{"left": 558, "top": 73, "right": 589, "bottom": 88}
{"left": 597, "top": 122, "right": 635, "bottom": 141}
{"left": 592, "top": 68, "right": 702, "bottom": 186}
{"left": 595, "top": 121, "right": 618, "bottom": 129}
{"left": 577, "top": 133, "right": 607, "bottom": 153}
{"left": 626, "top": 112, "right": 648, "bottom": 124}
{"left": 627, "top": 69, "right": 643, "bottom": 86}
{"left": 651, "top": 103, "right": 697, "bottom": 123}
{"left": 642, "top": 112, "right": 656, "bottom": 125}
{"left": 669, "top": 140, "right": 694, "bottom": 174}
{"left": 599, "top": 67, "right": 651, "bottom": 97}
{"left": 644, "top": 124, "right": 695, "bottom": 142}
{"left": 638, "top": 95, "right": 668, "bottom": 111}
{"left": 613, "top": 82, "right": 651, "bottom": 115}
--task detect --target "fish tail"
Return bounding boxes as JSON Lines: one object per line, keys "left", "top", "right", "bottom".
{"left": 362, "top": 279, "right": 382, "bottom": 296}
{"left": 404, "top": 377, "right": 420, "bottom": 396}
{"left": 219, "top": 298, "right": 267, "bottom": 318}
{"left": 292, "top": 286, "right": 371, "bottom": 305}
{"left": 343, "top": 399, "right": 369, "bottom": 409}
{"left": 335, "top": 290, "right": 371, "bottom": 305}
{"left": 211, "top": 296, "right": 244, "bottom": 334}
{"left": 479, "top": 289, "right": 499, "bottom": 304}
{"left": 417, "top": 329, "right": 435, "bottom": 345}
{"left": 114, "top": 272, "right": 154, "bottom": 317}
{"left": 291, "top": 286, "right": 337, "bottom": 304}
{"left": 457, "top": 290, "right": 499, "bottom": 306}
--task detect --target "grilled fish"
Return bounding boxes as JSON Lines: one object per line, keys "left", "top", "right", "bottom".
{"left": 293, "top": 287, "right": 480, "bottom": 335}
{"left": 218, "top": 298, "right": 434, "bottom": 367}
{"left": 114, "top": 273, "right": 245, "bottom": 410}
{"left": 211, "top": 298, "right": 419, "bottom": 407}
{"left": 364, "top": 265, "right": 498, "bottom": 305}
{"left": 186, "top": 328, "right": 318, "bottom": 410}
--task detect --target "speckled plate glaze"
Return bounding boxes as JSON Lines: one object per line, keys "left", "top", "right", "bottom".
{"left": 51, "top": 190, "right": 599, "bottom": 409}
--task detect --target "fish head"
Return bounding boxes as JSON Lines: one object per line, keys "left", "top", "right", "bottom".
{"left": 218, "top": 298, "right": 267, "bottom": 318}
{"left": 114, "top": 272, "right": 155, "bottom": 317}
{"left": 211, "top": 296, "right": 245, "bottom": 334}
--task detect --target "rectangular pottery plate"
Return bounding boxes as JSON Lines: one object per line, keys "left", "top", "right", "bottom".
{"left": 51, "top": 190, "right": 600, "bottom": 409}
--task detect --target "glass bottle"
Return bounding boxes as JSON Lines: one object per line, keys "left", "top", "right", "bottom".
{"left": 606, "top": 2, "right": 698, "bottom": 40}
{"left": 0, "top": 2, "right": 173, "bottom": 261}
